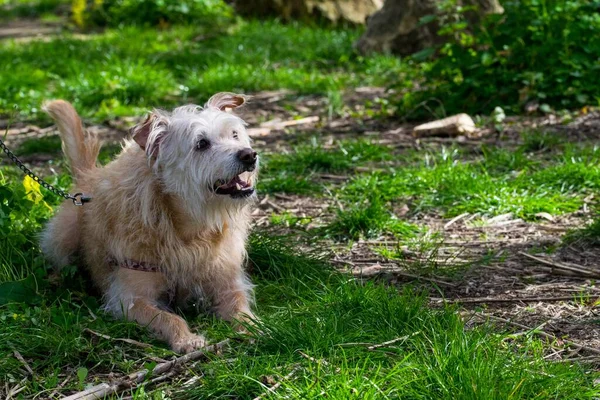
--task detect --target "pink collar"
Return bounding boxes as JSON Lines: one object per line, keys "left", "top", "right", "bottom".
{"left": 108, "top": 257, "right": 159, "bottom": 273}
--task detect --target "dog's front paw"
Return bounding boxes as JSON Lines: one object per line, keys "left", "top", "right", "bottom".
{"left": 170, "top": 334, "right": 207, "bottom": 354}
{"left": 233, "top": 315, "right": 263, "bottom": 338}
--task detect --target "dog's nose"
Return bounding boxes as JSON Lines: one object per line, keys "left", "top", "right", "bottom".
{"left": 237, "top": 148, "right": 257, "bottom": 166}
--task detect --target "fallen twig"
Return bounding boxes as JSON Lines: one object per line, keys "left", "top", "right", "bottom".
{"left": 478, "top": 314, "right": 600, "bottom": 356}
{"left": 6, "top": 385, "right": 27, "bottom": 400}
{"left": 367, "top": 332, "right": 420, "bottom": 350}
{"left": 265, "top": 200, "right": 286, "bottom": 213}
{"left": 433, "top": 295, "right": 595, "bottom": 304}
{"left": 444, "top": 213, "right": 470, "bottom": 229}
{"left": 297, "top": 351, "right": 340, "bottom": 373}
{"left": 60, "top": 339, "right": 229, "bottom": 400}
{"left": 338, "top": 332, "right": 420, "bottom": 351}
{"left": 273, "top": 193, "right": 295, "bottom": 201}
{"left": 298, "top": 351, "right": 330, "bottom": 366}
{"left": 348, "top": 263, "right": 456, "bottom": 287}
{"left": 84, "top": 328, "right": 152, "bottom": 349}
{"left": 318, "top": 173, "right": 349, "bottom": 181}
{"left": 7, "top": 380, "right": 27, "bottom": 400}
{"left": 261, "top": 116, "right": 320, "bottom": 129}
{"left": 13, "top": 350, "right": 34, "bottom": 376}
{"left": 252, "top": 365, "right": 301, "bottom": 400}
{"left": 555, "top": 356, "right": 600, "bottom": 363}
{"left": 519, "top": 252, "right": 600, "bottom": 279}
{"left": 47, "top": 373, "right": 72, "bottom": 399}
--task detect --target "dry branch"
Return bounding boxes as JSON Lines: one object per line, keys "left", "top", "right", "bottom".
{"left": 433, "top": 295, "right": 594, "bottom": 304}
{"left": 349, "top": 263, "right": 457, "bottom": 287}
{"left": 13, "top": 350, "right": 34, "bottom": 376}
{"left": 519, "top": 252, "right": 600, "bottom": 279}
{"left": 252, "top": 365, "right": 301, "bottom": 400}
{"left": 84, "top": 328, "right": 152, "bottom": 349}
{"left": 248, "top": 116, "right": 320, "bottom": 137}
{"left": 60, "top": 339, "right": 229, "bottom": 400}
{"left": 367, "top": 333, "right": 419, "bottom": 350}
{"left": 444, "top": 213, "right": 470, "bottom": 229}
{"left": 478, "top": 314, "right": 600, "bottom": 356}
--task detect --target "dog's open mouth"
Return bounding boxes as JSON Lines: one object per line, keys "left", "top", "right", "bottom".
{"left": 214, "top": 175, "right": 255, "bottom": 198}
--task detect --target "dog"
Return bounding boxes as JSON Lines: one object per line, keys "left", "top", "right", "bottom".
{"left": 41, "top": 93, "right": 258, "bottom": 353}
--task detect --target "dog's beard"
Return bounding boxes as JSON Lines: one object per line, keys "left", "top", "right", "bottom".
{"left": 159, "top": 164, "right": 257, "bottom": 230}
{"left": 213, "top": 171, "right": 255, "bottom": 198}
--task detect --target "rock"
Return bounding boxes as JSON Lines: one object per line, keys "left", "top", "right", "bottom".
{"left": 231, "top": 0, "right": 383, "bottom": 25}
{"left": 412, "top": 113, "right": 479, "bottom": 138}
{"left": 355, "top": 0, "right": 503, "bottom": 56}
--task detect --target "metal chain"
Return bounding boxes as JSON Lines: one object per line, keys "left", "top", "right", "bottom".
{"left": 0, "top": 137, "right": 90, "bottom": 206}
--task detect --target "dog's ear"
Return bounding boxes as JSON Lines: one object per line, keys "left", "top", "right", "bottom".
{"left": 130, "top": 113, "right": 155, "bottom": 150}
{"left": 206, "top": 92, "right": 246, "bottom": 111}
{"left": 130, "top": 112, "right": 167, "bottom": 154}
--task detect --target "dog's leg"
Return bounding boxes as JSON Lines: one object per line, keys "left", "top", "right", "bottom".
{"left": 205, "top": 268, "right": 256, "bottom": 330}
{"left": 40, "top": 205, "right": 80, "bottom": 268}
{"left": 105, "top": 269, "right": 206, "bottom": 353}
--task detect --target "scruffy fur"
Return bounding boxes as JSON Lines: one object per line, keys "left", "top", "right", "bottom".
{"left": 41, "top": 93, "right": 258, "bottom": 353}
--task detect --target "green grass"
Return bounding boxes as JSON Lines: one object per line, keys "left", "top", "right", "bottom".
{"left": 260, "top": 139, "right": 392, "bottom": 195}
{"left": 2, "top": 233, "right": 598, "bottom": 398}
{"left": 0, "top": 167, "right": 64, "bottom": 283}
{"left": 17, "top": 135, "right": 62, "bottom": 155}
{"left": 326, "top": 194, "right": 419, "bottom": 240}
{"left": 256, "top": 138, "right": 600, "bottom": 236}
{"left": 341, "top": 144, "right": 600, "bottom": 220}
{"left": 2, "top": 3, "right": 600, "bottom": 396}
{"left": 564, "top": 217, "right": 600, "bottom": 246}
{"left": 0, "top": 0, "right": 69, "bottom": 20}
{"left": 0, "top": 21, "right": 406, "bottom": 122}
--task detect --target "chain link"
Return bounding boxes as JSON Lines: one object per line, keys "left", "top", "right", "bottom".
{"left": 0, "top": 137, "right": 90, "bottom": 206}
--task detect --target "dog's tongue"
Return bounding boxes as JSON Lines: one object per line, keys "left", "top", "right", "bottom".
{"left": 215, "top": 175, "right": 251, "bottom": 194}
{"left": 220, "top": 175, "right": 249, "bottom": 189}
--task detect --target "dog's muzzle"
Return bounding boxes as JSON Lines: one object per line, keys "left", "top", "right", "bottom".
{"left": 238, "top": 148, "right": 257, "bottom": 172}
{"left": 213, "top": 148, "right": 257, "bottom": 198}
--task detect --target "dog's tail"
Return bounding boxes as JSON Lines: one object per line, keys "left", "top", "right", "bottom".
{"left": 43, "top": 100, "right": 100, "bottom": 180}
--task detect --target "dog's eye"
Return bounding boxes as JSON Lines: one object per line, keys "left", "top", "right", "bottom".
{"left": 232, "top": 130, "right": 239, "bottom": 140}
{"left": 196, "top": 138, "right": 210, "bottom": 151}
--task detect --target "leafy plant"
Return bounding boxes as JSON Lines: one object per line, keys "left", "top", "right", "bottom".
{"left": 0, "top": 170, "right": 66, "bottom": 283}
{"left": 402, "top": 0, "right": 600, "bottom": 116}
{"left": 74, "top": 0, "right": 234, "bottom": 28}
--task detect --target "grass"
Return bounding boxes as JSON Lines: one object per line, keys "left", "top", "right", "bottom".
{"left": 0, "top": 0, "right": 69, "bottom": 20}
{"left": 260, "top": 139, "right": 392, "bottom": 195}
{"left": 564, "top": 217, "right": 600, "bottom": 247}
{"left": 17, "top": 135, "right": 62, "bottom": 155}
{"left": 341, "top": 144, "right": 600, "bottom": 220}
{"left": 256, "top": 136, "right": 600, "bottom": 239}
{"left": 0, "top": 21, "right": 406, "bottom": 122}
{"left": 326, "top": 194, "right": 419, "bottom": 240}
{"left": 2, "top": 234, "right": 598, "bottom": 398}
{"left": 2, "top": 2, "right": 600, "bottom": 397}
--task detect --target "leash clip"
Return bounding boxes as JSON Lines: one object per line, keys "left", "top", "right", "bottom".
{"left": 72, "top": 193, "right": 92, "bottom": 206}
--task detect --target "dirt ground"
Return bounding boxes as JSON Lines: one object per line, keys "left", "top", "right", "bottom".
{"left": 3, "top": 88, "right": 600, "bottom": 363}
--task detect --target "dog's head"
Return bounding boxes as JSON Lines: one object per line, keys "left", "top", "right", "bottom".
{"left": 130, "top": 92, "right": 258, "bottom": 211}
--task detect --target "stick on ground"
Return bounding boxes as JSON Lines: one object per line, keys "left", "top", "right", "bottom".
{"left": 478, "top": 314, "right": 600, "bottom": 356}
{"left": 84, "top": 328, "right": 153, "bottom": 349}
{"left": 252, "top": 365, "right": 301, "bottom": 400}
{"left": 519, "top": 252, "right": 600, "bottom": 279}
{"left": 433, "top": 295, "right": 596, "bottom": 304}
{"left": 60, "top": 339, "right": 229, "bottom": 400}
{"left": 13, "top": 350, "right": 34, "bottom": 376}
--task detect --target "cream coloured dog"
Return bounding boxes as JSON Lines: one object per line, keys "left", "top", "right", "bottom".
{"left": 41, "top": 93, "right": 258, "bottom": 353}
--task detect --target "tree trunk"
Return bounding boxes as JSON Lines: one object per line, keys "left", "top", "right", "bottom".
{"left": 231, "top": 0, "right": 383, "bottom": 25}
{"left": 355, "top": 0, "right": 503, "bottom": 56}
